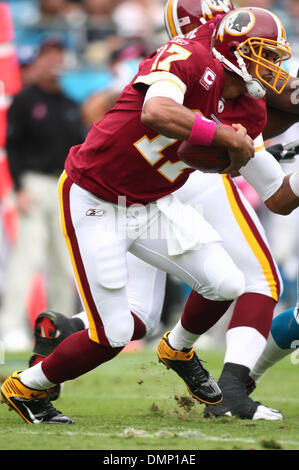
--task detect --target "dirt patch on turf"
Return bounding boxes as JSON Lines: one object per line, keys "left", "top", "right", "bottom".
{"left": 174, "top": 395, "right": 195, "bottom": 413}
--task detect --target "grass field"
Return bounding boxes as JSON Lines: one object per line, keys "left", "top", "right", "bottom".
{"left": 0, "top": 343, "right": 299, "bottom": 453}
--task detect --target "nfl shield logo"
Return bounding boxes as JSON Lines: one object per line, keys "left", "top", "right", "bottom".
{"left": 218, "top": 100, "right": 224, "bottom": 113}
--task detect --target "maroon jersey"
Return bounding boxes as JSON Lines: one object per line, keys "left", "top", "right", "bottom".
{"left": 65, "top": 22, "right": 267, "bottom": 205}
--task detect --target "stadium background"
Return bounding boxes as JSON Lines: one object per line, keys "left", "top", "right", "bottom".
{"left": 0, "top": 0, "right": 298, "bottom": 352}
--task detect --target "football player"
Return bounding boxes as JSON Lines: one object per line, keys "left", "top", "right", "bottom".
{"left": 24, "top": 1, "right": 299, "bottom": 421}
{"left": 163, "top": 0, "right": 299, "bottom": 419}
{"left": 23, "top": 0, "right": 299, "bottom": 419}
{"left": 1, "top": 6, "right": 299, "bottom": 424}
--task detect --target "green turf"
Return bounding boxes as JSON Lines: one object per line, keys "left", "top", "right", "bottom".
{"left": 0, "top": 345, "right": 299, "bottom": 451}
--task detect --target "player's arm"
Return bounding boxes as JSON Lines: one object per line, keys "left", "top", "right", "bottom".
{"left": 266, "top": 75, "right": 299, "bottom": 114}
{"left": 264, "top": 106, "right": 298, "bottom": 140}
{"left": 141, "top": 95, "right": 196, "bottom": 140}
{"left": 141, "top": 83, "right": 253, "bottom": 172}
{"left": 264, "top": 70, "right": 299, "bottom": 139}
{"left": 265, "top": 173, "right": 299, "bottom": 215}
{"left": 240, "top": 138, "right": 299, "bottom": 215}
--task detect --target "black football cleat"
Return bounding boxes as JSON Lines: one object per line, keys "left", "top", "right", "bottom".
{"left": 29, "top": 310, "right": 84, "bottom": 359}
{"left": 1, "top": 371, "right": 74, "bottom": 424}
{"left": 29, "top": 311, "right": 84, "bottom": 401}
{"left": 204, "top": 365, "right": 282, "bottom": 420}
{"left": 157, "top": 332, "right": 222, "bottom": 405}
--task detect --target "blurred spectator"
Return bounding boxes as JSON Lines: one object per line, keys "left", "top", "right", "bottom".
{"left": 81, "top": 41, "right": 147, "bottom": 126}
{"left": 83, "top": 0, "right": 118, "bottom": 19}
{"left": 80, "top": 0, "right": 120, "bottom": 64}
{"left": 39, "top": 0, "right": 83, "bottom": 21}
{"left": 0, "top": 39, "right": 85, "bottom": 351}
{"left": 287, "top": 0, "right": 299, "bottom": 18}
{"left": 283, "top": 0, "right": 299, "bottom": 58}
{"left": 80, "top": 0, "right": 167, "bottom": 125}
{"left": 112, "top": 0, "right": 162, "bottom": 38}
{"left": 112, "top": 0, "right": 166, "bottom": 51}
{"left": 17, "top": 45, "right": 39, "bottom": 89}
{"left": 36, "top": 0, "right": 86, "bottom": 56}
{"left": 11, "top": 0, "right": 85, "bottom": 62}
{"left": 32, "top": 0, "right": 85, "bottom": 36}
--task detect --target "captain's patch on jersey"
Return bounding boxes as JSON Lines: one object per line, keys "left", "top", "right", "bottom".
{"left": 199, "top": 67, "right": 216, "bottom": 90}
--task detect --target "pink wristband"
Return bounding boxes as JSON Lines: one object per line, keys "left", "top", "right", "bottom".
{"left": 188, "top": 113, "right": 217, "bottom": 146}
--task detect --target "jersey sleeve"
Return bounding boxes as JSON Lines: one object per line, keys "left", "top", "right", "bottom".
{"left": 143, "top": 79, "right": 185, "bottom": 106}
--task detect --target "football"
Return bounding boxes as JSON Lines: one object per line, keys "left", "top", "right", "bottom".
{"left": 177, "top": 141, "right": 230, "bottom": 173}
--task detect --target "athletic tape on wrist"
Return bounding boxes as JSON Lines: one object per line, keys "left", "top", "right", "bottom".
{"left": 289, "top": 171, "right": 299, "bottom": 198}
{"left": 188, "top": 113, "right": 217, "bottom": 146}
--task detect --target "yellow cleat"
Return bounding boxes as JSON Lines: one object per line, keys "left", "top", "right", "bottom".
{"left": 157, "top": 332, "right": 222, "bottom": 405}
{"left": 1, "top": 371, "right": 74, "bottom": 424}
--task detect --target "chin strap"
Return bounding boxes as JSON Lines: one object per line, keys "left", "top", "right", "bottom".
{"left": 212, "top": 47, "right": 266, "bottom": 99}
{"left": 244, "top": 79, "right": 266, "bottom": 99}
{"left": 233, "top": 49, "right": 266, "bottom": 99}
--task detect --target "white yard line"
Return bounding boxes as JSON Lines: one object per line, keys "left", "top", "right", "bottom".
{"left": 1, "top": 427, "right": 299, "bottom": 447}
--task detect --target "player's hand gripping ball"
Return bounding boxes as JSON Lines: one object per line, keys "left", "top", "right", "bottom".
{"left": 177, "top": 124, "right": 233, "bottom": 173}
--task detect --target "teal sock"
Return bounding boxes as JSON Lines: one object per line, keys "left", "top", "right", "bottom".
{"left": 251, "top": 308, "right": 298, "bottom": 382}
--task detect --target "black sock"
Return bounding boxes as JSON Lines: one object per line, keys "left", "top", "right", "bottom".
{"left": 221, "top": 362, "right": 250, "bottom": 383}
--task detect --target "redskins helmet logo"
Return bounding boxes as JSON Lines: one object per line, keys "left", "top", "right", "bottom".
{"left": 205, "top": 0, "right": 231, "bottom": 12}
{"left": 225, "top": 10, "right": 255, "bottom": 36}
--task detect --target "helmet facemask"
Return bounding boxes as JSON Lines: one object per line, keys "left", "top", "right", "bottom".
{"left": 236, "top": 37, "right": 291, "bottom": 95}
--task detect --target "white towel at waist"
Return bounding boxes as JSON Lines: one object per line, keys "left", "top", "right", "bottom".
{"left": 157, "top": 194, "right": 221, "bottom": 256}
